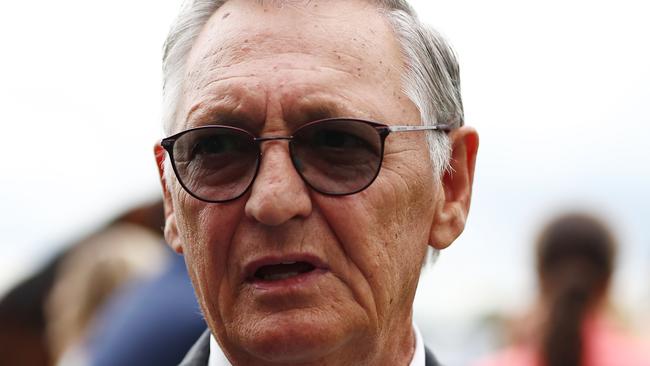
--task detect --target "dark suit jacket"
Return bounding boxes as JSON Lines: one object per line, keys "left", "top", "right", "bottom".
{"left": 179, "top": 329, "right": 442, "bottom": 366}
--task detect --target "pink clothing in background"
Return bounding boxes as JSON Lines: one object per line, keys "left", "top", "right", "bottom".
{"left": 474, "top": 316, "right": 650, "bottom": 366}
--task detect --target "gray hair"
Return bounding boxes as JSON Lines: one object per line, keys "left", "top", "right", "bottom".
{"left": 162, "top": 0, "right": 463, "bottom": 178}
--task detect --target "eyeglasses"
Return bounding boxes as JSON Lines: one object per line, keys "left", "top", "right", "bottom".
{"left": 161, "top": 118, "right": 452, "bottom": 203}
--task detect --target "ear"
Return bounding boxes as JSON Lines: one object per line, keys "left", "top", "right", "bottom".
{"left": 154, "top": 143, "right": 184, "bottom": 254}
{"left": 429, "top": 126, "right": 479, "bottom": 250}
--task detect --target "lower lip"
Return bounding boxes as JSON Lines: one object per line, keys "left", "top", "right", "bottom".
{"left": 248, "top": 268, "right": 329, "bottom": 291}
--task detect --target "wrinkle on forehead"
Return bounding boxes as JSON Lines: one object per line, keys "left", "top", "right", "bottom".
{"left": 194, "top": 57, "right": 357, "bottom": 94}
{"left": 185, "top": 0, "right": 403, "bottom": 82}
{"left": 184, "top": 80, "right": 381, "bottom": 133}
{"left": 177, "top": 0, "right": 415, "bottom": 133}
{"left": 187, "top": 23, "right": 400, "bottom": 87}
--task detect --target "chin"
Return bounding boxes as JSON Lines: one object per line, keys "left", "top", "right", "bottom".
{"left": 238, "top": 310, "right": 356, "bottom": 363}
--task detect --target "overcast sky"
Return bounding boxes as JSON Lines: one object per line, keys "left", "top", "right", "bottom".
{"left": 1, "top": 0, "right": 649, "bottom": 362}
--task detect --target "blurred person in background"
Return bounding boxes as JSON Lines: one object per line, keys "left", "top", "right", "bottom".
{"left": 46, "top": 219, "right": 167, "bottom": 365}
{"left": 0, "top": 200, "right": 206, "bottom": 366}
{"left": 155, "top": 0, "right": 478, "bottom": 365}
{"left": 87, "top": 243, "right": 206, "bottom": 366}
{"left": 48, "top": 200, "right": 207, "bottom": 366}
{"left": 0, "top": 257, "right": 60, "bottom": 366}
{"left": 474, "top": 213, "right": 650, "bottom": 366}
{"left": 0, "top": 201, "right": 166, "bottom": 366}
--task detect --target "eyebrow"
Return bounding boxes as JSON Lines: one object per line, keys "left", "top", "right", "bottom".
{"left": 184, "top": 91, "right": 378, "bottom": 134}
{"left": 287, "top": 104, "right": 336, "bottom": 126}
{"left": 284, "top": 95, "right": 375, "bottom": 130}
{"left": 184, "top": 99, "right": 262, "bottom": 132}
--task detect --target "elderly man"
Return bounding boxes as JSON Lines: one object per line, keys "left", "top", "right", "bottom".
{"left": 154, "top": 0, "right": 478, "bottom": 365}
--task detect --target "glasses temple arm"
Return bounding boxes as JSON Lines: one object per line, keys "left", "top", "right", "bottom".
{"left": 388, "top": 124, "right": 453, "bottom": 133}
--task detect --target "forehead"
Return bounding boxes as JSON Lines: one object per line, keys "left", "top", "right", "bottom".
{"left": 193, "top": 0, "right": 396, "bottom": 59}
{"left": 178, "top": 0, "right": 413, "bottom": 131}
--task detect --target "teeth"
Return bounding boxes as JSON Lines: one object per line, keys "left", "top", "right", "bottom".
{"left": 281, "top": 261, "right": 297, "bottom": 265}
{"left": 262, "top": 272, "right": 300, "bottom": 281}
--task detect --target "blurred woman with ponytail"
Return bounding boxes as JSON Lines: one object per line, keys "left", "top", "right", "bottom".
{"left": 475, "top": 213, "right": 650, "bottom": 366}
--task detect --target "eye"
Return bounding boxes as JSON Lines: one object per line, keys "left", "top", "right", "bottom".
{"left": 191, "top": 134, "right": 242, "bottom": 158}
{"left": 311, "top": 129, "right": 371, "bottom": 150}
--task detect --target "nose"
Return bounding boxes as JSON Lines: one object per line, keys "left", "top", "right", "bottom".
{"left": 244, "top": 141, "right": 312, "bottom": 226}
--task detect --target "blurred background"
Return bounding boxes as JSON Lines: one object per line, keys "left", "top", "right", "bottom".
{"left": 1, "top": 0, "right": 648, "bottom": 365}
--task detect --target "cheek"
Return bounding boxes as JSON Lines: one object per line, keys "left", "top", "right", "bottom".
{"left": 174, "top": 193, "right": 245, "bottom": 321}
{"left": 315, "top": 183, "right": 431, "bottom": 307}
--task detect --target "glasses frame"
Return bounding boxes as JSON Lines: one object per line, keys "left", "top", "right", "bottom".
{"left": 161, "top": 117, "right": 453, "bottom": 203}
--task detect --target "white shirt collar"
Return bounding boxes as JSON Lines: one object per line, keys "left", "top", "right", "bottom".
{"left": 208, "top": 323, "right": 426, "bottom": 366}
{"left": 208, "top": 333, "right": 232, "bottom": 366}
{"left": 411, "top": 323, "right": 426, "bottom": 366}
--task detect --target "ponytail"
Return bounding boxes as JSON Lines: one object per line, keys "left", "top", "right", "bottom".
{"left": 536, "top": 214, "right": 615, "bottom": 366}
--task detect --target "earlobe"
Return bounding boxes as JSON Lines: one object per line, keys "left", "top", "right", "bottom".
{"left": 163, "top": 212, "right": 183, "bottom": 254}
{"left": 154, "top": 143, "right": 184, "bottom": 254}
{"left": 428, "top": 126, "right": 479, "bottom": 250}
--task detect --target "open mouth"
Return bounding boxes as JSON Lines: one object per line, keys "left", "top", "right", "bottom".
{"left": 253, "top": 261, "right": 316, "bottom": 282}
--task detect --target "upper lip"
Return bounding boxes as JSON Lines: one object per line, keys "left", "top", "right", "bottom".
{"left": 243, "top": 253, "right": 329, "bottom": 282}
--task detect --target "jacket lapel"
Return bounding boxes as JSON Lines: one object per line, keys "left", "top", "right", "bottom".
{"left": 425, "top": 345, "right": 442, "bottom": 366}
{"left": 178, "top": 329, "right": 211, "bottom": 366}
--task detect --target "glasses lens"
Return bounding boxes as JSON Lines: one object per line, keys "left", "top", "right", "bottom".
{"left": 172, "top": 127, "right": 258, "bottom": 202}
{"left": 291, "top": 119, "right": 383, "bottom": 194}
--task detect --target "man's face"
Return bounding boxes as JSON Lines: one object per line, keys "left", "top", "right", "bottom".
{"left": 158, "top": 0, "right": 473, "bottom": 364}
